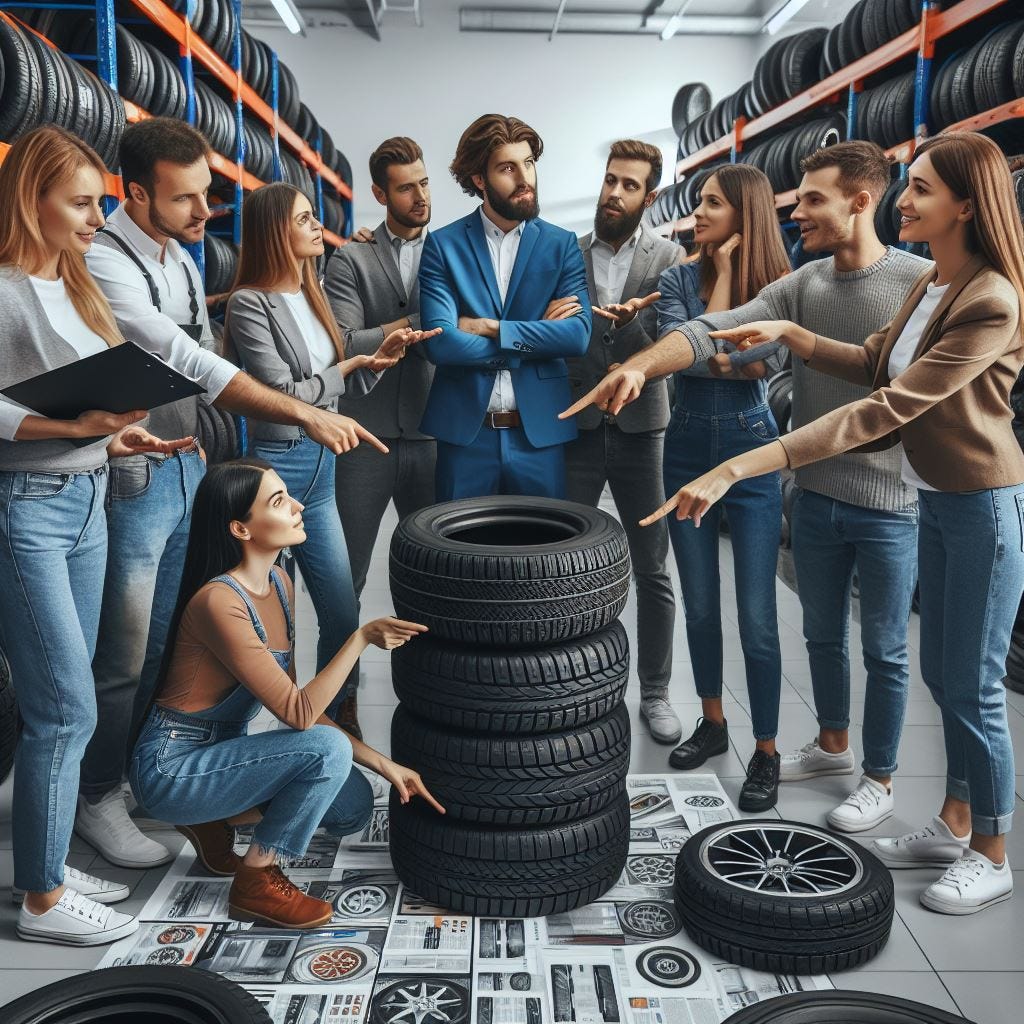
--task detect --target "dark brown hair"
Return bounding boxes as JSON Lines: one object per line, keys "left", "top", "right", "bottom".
{"left": 800, "top": 140, "right": 892, "bottom": 205}
{"left": 450, "top": 114, "right": 543, "bottom": 198}
{"left": 119, "top": 117, "right": 210, "bottom": 197}
{"left": 607, "top": 139, "right": 662, "bottom": 194}
{"left": 228, "top": 182, "right": 344, "bottom": 361}
{"left": 697, "top": 164, "right": 791, "bottom": 307}
{"left": 916, "top": 131, "right": 1024, "bottom": 310}
{"left": 369, "top": 136, "right": 424, "bottom": 190}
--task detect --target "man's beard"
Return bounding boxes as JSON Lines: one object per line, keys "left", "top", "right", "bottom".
{"left": 150, "top": 202, "right": 203, "bottom": 244}
{"left": 485, "top": 179, "right": 539, "bottom": 222}
{"left": 391, "top": 204, "right": 431, "bottom": 230}
{"left": 594, "top": 201, "right": 644, "bottom": 244}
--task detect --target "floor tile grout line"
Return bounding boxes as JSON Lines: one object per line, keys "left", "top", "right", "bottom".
{"left": 891, "top": 904, "right": 966, "bottom": 1017}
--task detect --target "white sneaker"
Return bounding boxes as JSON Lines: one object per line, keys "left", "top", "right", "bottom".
{"left": 12, "top": 864, "right": 130, "bottom": 906}
{"left": 827, "top": 775, "right": 894, "bottom": 833}
{"left": 872, "top": 815, "right": 970, "bottom": 869}
{"left": 357, "top": 765, "right": 386, "bottom": 800}
{"left": 640, "top": 698, "right": 683, "bottom": 745}
{"left": 17, "top": 889, "right": 139, "bottom": 946}
{"left": 920, "top": 851, "right": 1013, "bottom": 915}
{"left": 75, "top": 789, "right": 173, "bottom": 869}
{"left": 780, "top": 738, "right": 856, "bottom": 781}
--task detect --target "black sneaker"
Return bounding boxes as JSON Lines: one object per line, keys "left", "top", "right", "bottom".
{"left": 669, "top": 717, "right": 729, "bottom": 770}
{"left": 739, "top": 750, "right": 780, "bottom": 812}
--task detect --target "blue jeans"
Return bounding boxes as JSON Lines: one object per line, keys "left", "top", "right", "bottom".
{"left": 791, "top": 488, "right": 918, "bottom": 776}
{"left": 0, "top": 467, "right": 108, "bottom": 892}
{"left": 917, "top": 486, "right": 1024, "bottom": 836}
{"left": 81, "top": 449, "right": 205, "bottom": 797}
{"left": 663, "top": 378, "right": 782, "bottom": 741}
{"left": 436, "top": 427, "right": 565, "bottom": 500}
{"left": 131, "top": 708, "right": 373, "bottom": 859}
{"left": 251, "top": 433, "right": 358, "bottom": 707}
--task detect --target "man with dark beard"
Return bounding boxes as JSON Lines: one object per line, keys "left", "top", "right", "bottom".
{"left": 565, "top": 139, "right": 684, "bottom": 742}
{"left": 418, "top": 113, "right": 590, "bottom": 499}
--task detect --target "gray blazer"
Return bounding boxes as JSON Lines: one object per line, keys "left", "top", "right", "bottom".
{"left": 225, "top": 287, "right": 375, "bottom": 442}
{"left": 568, "top": 226, "right": 682, "bottom": 433}
{"left": 323, "top": 223, "right": 433, "bottom": 440}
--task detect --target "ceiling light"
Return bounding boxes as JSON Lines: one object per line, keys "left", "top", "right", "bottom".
{"left": 764, "top": 0, "right": 814, "bottom": 35}
{"left": 660, "top": 0, "right": 695, "bottom": 42}
{"left": 269, "top": 0, "right": 305, "bottom": 35}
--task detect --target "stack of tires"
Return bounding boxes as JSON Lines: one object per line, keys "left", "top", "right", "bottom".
{"left": 386, "top": 496, "right": 634, "bottom": 917}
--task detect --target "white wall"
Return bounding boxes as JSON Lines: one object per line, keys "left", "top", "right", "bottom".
{"left": 249, "top": 5, "right": 759, "bottom": 235}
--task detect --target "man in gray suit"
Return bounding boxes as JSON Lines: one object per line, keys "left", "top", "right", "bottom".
{"left": 324, "top": 136, "right": 434, "bottom": 637}
{"left": 566, "top": 139, "right": 683, "bottom": 744}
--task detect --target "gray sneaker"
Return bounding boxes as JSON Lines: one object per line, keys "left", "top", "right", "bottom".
{"left": 779, "top": 738, "right": 856, "bottom": 782}
{"left": 12, "top": 864, "right": 130, "bottom": 906}
{"left": 640, "top": 698, "right": 683, "bottom": 744}
{"left": 872, "top": 816, "right": 970, "bottom": 869}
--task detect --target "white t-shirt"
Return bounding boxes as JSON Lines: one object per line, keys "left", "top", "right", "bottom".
{"left": 279, "top": 288, "right": 338, "bottom": 374}
{"left": 30, "top": 276, "right": 109, "bottom": 358}
{"left": 886, "top": 281, "right": 949, "bottom": 492}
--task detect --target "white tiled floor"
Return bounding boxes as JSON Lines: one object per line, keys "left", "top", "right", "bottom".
{"left": 1, "top": 495, "right": 1023, "bottom": 1017}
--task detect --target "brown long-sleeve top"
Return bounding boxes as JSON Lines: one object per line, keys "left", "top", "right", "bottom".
{"left": 155, "top": 569, "right": 322, "bottom": 731}
{"left": 779, "top": 254, "right": 1024, "bottom": 492}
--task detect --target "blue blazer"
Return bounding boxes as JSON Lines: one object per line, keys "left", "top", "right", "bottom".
{"left": 419, "top": 210, "right": 591, "bottom": 448}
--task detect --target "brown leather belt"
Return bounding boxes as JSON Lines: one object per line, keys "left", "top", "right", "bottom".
{"left": 482, "top": 411, "right": 522, "bottom": 429}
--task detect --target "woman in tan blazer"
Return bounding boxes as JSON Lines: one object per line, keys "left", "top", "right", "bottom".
{"left": 644, "top": 132, "right": 1024, "bottom": 917}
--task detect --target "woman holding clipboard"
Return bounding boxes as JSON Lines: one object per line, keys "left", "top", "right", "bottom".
{"left": 0, "top": 127, "right": 191, "bottom": 946}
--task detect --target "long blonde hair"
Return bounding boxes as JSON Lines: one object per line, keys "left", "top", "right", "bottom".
{"left": 229, "top": 182, "right": 344, "bottom": 361}
{"left": 0, "top": 126, "right": 122, "bottom": 347}
{"left": 916, "top": 132, "right": 1024, "bottom": 312}
{"left": 697, "top": 163, "right": 791, "bottom": 307}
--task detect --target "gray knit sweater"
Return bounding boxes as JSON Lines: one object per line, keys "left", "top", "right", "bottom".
{"left": 680, "top": 247, "right": 932, "bottom": 511}
{"left": 0, "top": 268, "right": 111, "bottom": 474}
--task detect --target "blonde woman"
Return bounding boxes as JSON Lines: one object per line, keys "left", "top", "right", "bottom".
{"left": 0, "top": 126, "right": 189, "bottom": 945}
{"left": 649, "top": 132, "right": 1024, "bottom": 915}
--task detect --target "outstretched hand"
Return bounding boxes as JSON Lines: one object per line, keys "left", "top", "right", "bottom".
{"left": 592, "top": 291, "right": 661, "bottom": 329}
{"left": 378, "top": 325, "right": 442, "bottom": 360}
{"left": 377, "top": 760, "right": 446, "bottom": 815}
{"left": 559, "top": 365, "right": 646, "bottom": 420}
{"left": 360, "top": 617, "right": 428, "bottom": 650}
{"left": 640, "top": 466, "right": 736, "bottom": 529}
{"left": 107, "top": 428, "right": 195, "bottom": 459}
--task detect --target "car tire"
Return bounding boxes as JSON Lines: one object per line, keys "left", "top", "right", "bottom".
{"left": 721, "top": 991, "right": 977, "bottom": 1023}
{"left": 369, "top": 978, "right": 470, "bottom": 1024}
{"left": 0, "top": 965, "right": 271, "bottom": 1023}
{"left": 674, "top": 819, "right": 895, "bottom": 975}
{"left": 389, "top": 792, "right": 629, "bottom": 917}
{"left": 390, "top": 620, "right": 628, "bottom": 733}
{"left": 389, "top": 496, "right": 630, "bottom": 648}
{"left": 390, "top": 703, "right": 630, "bottom": 826}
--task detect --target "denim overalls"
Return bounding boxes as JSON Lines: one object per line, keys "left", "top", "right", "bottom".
{"left": 131, "top": 570, "right": 372, "bottom": 860}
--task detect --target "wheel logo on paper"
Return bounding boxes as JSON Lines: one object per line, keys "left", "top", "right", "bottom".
{"left": 683, "top": 795, "right": 724, "bottom": 808}
{"left": 157, "top": 925, "right": 197, "bottom": 945}
{"left": 636, "top": 947, "right": 701, "bottom": 988}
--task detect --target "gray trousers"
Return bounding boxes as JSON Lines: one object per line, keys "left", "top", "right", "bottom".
{"left": 335, "top": 437, "right": 437, "bottom": 598}
{"left": 564, "top": 422, "right": 676, "bottom": 699}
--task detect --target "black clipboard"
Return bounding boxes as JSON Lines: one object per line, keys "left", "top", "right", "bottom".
{"left": 1, "top": 341, "right": 206, "bottom": 421}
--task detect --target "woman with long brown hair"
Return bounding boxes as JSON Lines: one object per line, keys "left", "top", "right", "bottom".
{"left": 224, "top": 183, "right": 437, "bottom": 730}
{"left": 650, "top": 163, "right": 792, "bottom": 813}
{"left": 0, "top": 126, "right": 189, "bottom": 945}
{"left": 651, "top": 132, "right": 1023, "bottom": 915}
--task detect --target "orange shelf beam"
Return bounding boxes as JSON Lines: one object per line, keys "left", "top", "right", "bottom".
{"left": 942, "top": 96, "right": 1024, "bottom": 134}
{"left": 126, "top": 0, "right": 352, "bottom": 200}
{"left": 676, "top": 0, "right": 1011, "bottom": 179}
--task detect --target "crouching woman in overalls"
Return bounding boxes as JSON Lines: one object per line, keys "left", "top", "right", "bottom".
{"left": 131, "top": 457, "right": 442, "bottom": 928}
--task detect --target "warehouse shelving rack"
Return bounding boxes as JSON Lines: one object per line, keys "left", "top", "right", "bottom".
{"left": 662, "top": 0, "right": 1018, "bottom": 235}
{"left": 0, "top": 0, "right": 352, "bottom": 273}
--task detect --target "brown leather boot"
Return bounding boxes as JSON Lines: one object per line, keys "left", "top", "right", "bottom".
{"left": 228, "top": 863, "right": 333, "bottom": 929}
{"left": 175, "top": 821, "right": 242, "bottom": 877}
{"left": 335, "top": 689, "right": 362, "bottom": 741}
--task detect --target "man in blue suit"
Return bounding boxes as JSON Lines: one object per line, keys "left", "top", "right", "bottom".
{"left": 418, "top": 113, "right": 591, "bottom": 499}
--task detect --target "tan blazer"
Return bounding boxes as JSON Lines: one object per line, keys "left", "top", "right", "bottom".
{"left": 780, "top": 254, "right": 1024, "bottom": 492}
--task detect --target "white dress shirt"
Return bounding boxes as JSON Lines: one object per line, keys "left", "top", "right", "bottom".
{"left": 479, "top": 206, "right": 523, "bottom": 414}
{"left": 279, "top": 289, "right": 338, "bottom": 374}
{"left": 589, "top": 226, "right": 641, "bottom": 307}
{"left": 384, "top": 224, "right": 426, "bottom": 296}
{"left": 887, "top": 281, "right": 948, "bottom": 492}
{"left": 85, "top": 203, "right": 237, "bottom": 403}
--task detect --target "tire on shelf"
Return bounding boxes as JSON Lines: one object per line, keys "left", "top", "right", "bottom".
{"left": 671, "top": 82, "right": 711, "bottom": 136}
{"left": 389, "top": 496, "right": 631, "bottom": 648}
{"left": 0, "top": 965, "right": 272, "bottom": 1024}
{"left": 391, "top": 621, "right": 629, "bottom": 733}
{"left": 720, "top": 991, "right": 978, "bottom": 1024}
{"left": 674, "top": 819, "right": 895, "bottom": 975}
{"left": 390, "top": 702, "right": 630, "bottom": 826}
{"left": 389, "top": 791, "right": 629, "bottom": 917}
{"left": 0, "top": 18, "right": 43, "bottom": 142}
